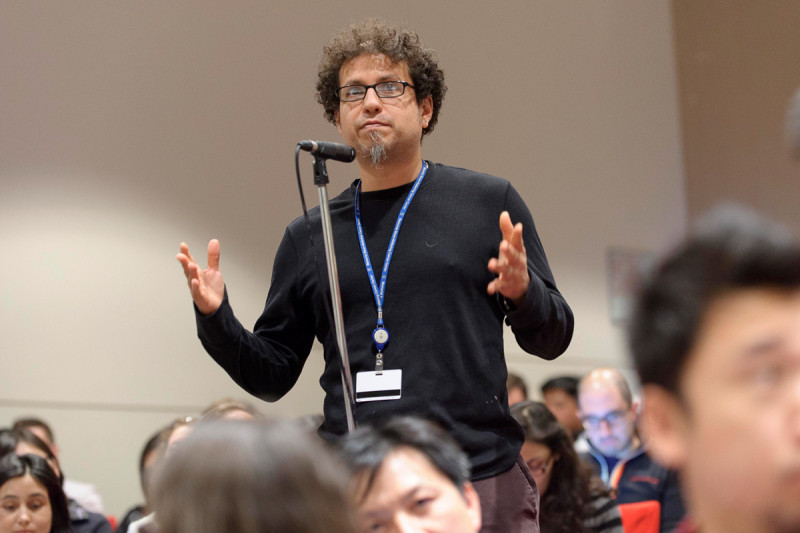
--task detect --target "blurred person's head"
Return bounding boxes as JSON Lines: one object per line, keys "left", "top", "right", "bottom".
{"left": 137, "top": 429, "right": 167, "bottom": 510}
{"left": 512, "top": 400, "right": 608, "bottom": 533}
{"left": 152, "top": 420, "right": 355, "bottom": 533}
{"left": 162, "top": 416, "right": 195, "bottom": 455}
{"left": 199, "top": 398, "right": 263, "bottom": 421}
{"left": 0, "top": 453, "right": 70, "bottom": 533}
{"left": 338, "top": 416, "right": 481, "bottom": 533}
{"left": 540, "top": 376, "right": 583, "bottom": 438}
{"left": 11, "top": 419, "right": 58, "bottom": 459}
{"left": 0, "top": 429, "right": 62, "bottom": 484}
{"left": 630, "top": 205, "right": 800, "bottom": 533}
{"left": 578, "top": 368, "right": 638, "bottom": 458}
{"left": 505, "top": 372, "right": 528, "bottom": 406}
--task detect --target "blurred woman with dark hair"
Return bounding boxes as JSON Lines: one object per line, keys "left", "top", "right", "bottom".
{"left": 0, "top": 428, "right": 111, "bottom": 533}
{"left": 0, "top": 453, "right": 72, "bottom": 533}
{"left": 511, "top": 401, "right": 623, "bottom": 533}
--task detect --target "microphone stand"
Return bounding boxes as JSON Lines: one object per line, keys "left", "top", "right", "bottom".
{"left": 312, "top": 155, "right": 357, "bottom": 433}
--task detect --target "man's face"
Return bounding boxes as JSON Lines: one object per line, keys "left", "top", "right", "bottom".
{"left": 335, "top": 54, "right": 432, "bottom": 166}
{"left": 354, "top": 447, "right": 481, "bottom": 533}
{"left": 579, "top": 383, "right": 637, "bottom": 457}
{"left": 543, "top": 388, "right": 583, "bottom": 436}
{"left": 652, "top": 289, "right": 800, "bottom": 532}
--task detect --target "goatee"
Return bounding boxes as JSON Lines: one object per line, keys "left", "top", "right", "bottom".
{"left": 365, "top": 131, "right": 387, "bottom": 167}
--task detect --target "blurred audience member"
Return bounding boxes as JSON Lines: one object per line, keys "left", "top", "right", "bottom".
{"left": 540, "top": 376, "right": 587, "bottom": 451}
{"left": 13, "top": 417, "right": 104, "bottom": 514}
{"left": 629, "top": 205, "right": 800, "bottom": 533}
{"left": 199, "top": 398, "right": 264, "bottom": 421}
{"left": 115, "top": 429, "right": 165, "bottom": 533}
{"left": 505, "top": 372, "right": 528, "bottom": 406}
{"left": 1, "top": 427, "right": 112, "bottom": 533}
{"left": 511, "top": 401, "right": 622, "bottom": 533}
{"left": 338, "top": 416, "right": 481, "bottom": 533}
{"left": 126, "top": 416, "right": 196, "bottom": 533}
{"left": 0, "top": 453, "right": 71, "bottom": 533}
{"left": 152, "top": 419, "right": 354, "bottom": 533}
{"left": 578, "top": 368, "right": 685, "bottom": 531}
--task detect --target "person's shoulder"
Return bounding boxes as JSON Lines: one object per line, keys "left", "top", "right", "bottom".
{"left": 425, "top": 162, "right": 513, "bottom": 202}
{"left": 624, "top": 449, "right": 678, "bottom": 482}
{"left": 285, "top": 180, "right": 356, "bottom": 235}
{"left": 427, "top": 161, "right": 509, "bottom": 186}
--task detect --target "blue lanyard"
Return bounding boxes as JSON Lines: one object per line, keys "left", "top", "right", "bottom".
{"left": 354, "top": 161, "right": 428, "bottom": 348}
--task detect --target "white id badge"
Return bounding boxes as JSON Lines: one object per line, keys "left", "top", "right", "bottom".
{"left": 355, "top": 369, "right": 402, "bottom": 402}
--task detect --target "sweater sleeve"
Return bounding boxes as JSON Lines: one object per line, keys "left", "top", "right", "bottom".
{"left": 501, "top": 182, "right": 574, "bottom": 359}
{"left": 195, "top": 227, "right": 317, "bottom": 401}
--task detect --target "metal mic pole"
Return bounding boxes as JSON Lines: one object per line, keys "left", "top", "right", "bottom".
{"left": 312, "top": 155, "right": 357, "bottom": 433}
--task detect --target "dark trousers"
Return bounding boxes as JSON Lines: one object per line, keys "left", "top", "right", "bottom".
{"left": 473, "top": 456, "right": 540, "bottom": 533}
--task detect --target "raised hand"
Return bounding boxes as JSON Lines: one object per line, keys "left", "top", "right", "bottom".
{"left": 176, "top": 239, "right": 225, "bottom": 315}
{"left": 487, "top": 211, "right": 530, "bottom": 307}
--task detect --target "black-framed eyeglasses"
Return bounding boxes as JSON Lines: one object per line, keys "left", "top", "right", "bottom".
{"left": 336, "top": 81, "right": 415, "bottom": 102}
{"left": 580, "top": 409, "right": 628, "bottom": 430}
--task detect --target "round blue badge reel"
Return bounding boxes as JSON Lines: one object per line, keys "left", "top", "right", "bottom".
{"left": 372, "top": 327, "right": 389, "bottom": 351}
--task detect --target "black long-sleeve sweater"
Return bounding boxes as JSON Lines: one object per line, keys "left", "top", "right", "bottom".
{"left": 196, "top": 162, "right": 573, "bottom": 479}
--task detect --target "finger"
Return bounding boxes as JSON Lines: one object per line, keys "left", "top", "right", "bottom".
{"left": 487, "top": 279, "right": 498, "bottom": 295}
{"left": 499, "top": 211, "right": 514, "bottom": 243}
{"left": 176, "top": 253, "right": 192, "bottom": 276}
{"left": 499, "top": 240, "right": 517, "bottom": 270}
{"left": 510, "top": 222, "right": 525, "bottom": 253}
{"left": 487, "top": 257, "right": 500, "bottom": 274}
{"left": 207, "top": 239, "right": 220, "bottom": 271}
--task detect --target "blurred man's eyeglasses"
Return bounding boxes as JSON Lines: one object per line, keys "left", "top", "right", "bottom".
{"left": 580, "top": 409, "right": 628, "bottom": 430}
{"left": 336, "top": 81, "right": 415, "bottom": 102}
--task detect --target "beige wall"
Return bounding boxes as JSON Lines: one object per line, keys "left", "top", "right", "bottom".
{"left": 672, "top": 0, "right": 800, "bottom": 230}
{"left": 0, "top": 1, "right": 685, "bottom": 516}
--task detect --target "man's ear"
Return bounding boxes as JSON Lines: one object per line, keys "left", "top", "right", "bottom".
{"left": 640, "top": 385, "right": 690, "bottom": 469}
{"left": 420, "top": 95, "right": 433, "bottom": 127}
{"left": 334, "top": 110, "right": 342, "bottom": 134}
{"left": 462, "top": 481, "right": 482, "bottom": 532}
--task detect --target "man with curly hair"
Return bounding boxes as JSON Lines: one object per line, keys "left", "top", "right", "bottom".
{"left": 178, "top": 19, "right": 573, "bottom": 532}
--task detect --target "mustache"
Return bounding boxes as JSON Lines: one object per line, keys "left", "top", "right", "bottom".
{"left": 357, "top": 116, "right": 393, "bottom": 129}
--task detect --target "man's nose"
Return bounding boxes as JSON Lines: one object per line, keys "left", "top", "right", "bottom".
{"left": 362, "top": 86, "right": 383, "bottom": 113}
{"left": 597, "top": 420, "right": 614, "bottom": 435}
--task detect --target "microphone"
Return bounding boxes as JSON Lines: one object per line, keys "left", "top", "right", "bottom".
{"left": 298, "top": 140, "right": 356, "bottom": 163}
{"left": 787, "top": 87, "right": 800, "bottom": 160}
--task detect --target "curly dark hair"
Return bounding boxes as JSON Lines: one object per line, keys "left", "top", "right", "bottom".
{"left": 315, "top": 18, "right": 446, "bottom": 137}
{"left": 511, "top": 401, "right": 609, "bottom": 533}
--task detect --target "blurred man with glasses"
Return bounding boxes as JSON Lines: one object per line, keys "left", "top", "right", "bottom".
{"left": 578, "top": 367, "right": 685, "bottom": 531}
{"left": 178, "top": 18, "right": 573, "bottom": 533}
